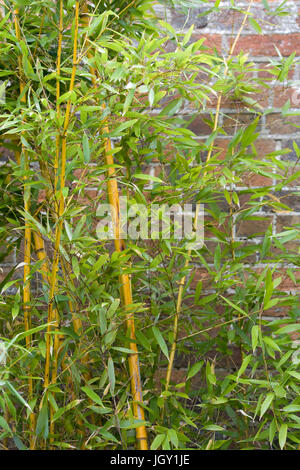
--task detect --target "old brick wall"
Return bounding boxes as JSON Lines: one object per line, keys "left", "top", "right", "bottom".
{"left": 153, "top": 0, "right": 300, "bottom": 306}
{"left": 151, "top": 0, "right": 300, "bottom": 382}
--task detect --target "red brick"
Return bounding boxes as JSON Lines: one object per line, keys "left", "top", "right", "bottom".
{"left": 286, "top": 166, "right": 300, "bottom": 187}
{"left": 236, "top": 217, "right": 273, "bottom": 237}
{"left": 191, "top": 268, "right": 212, "bottom": 289}
{"left": 277, "top": 215, "right": 300, "bottom": 233}
{"left": 232, "top": 34, "right": 300, "bottom": 57}
{"left": 277, "top": 269, "right": 300, "bottom": 291}
{"left": 257, "top": 63, "right": 278, "bottom": 80}
{"left": 192, "top": 33, "right": 222, "bottom": 54}
{"left": 266, "top": 113, "right": 300, "bottom": 134}
{"left": 185, "top": 114, "right": 212, "bottom": 135}
{"left": 242, "top": 172, "right": 272, "bottom": 187}
{"left": 206, "top": 88, "right": 261, "bottom": 110}
{"left": 273, "top": 86, "right": 300, "bottom": 108}
{"left": 203, "top": 214, "right": 231, "bottom": 239}
{"left": 255, "top": 139, "right": 276, "bottom": 154}
{"left": 251, "top": 88, "right": 271, "bottom": 108}
{"left": 223, "top": 113, "right": 261, "bottom": 135}
{"left": 208, "top": 138, "right": 231, "bottom": 161}
{"left": 263, "top": 305, "right": 290, "bottom": 317}
{"left": 238, "top": 192, "right": 252, "bottom": 209}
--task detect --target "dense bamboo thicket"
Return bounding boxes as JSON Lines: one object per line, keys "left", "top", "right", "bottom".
{"left": 0, "top": 0, "right": 300, "bottom": 450}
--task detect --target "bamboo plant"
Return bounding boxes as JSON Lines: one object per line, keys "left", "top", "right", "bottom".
{"left": 0, "top": 0, "right": 299, "bottom": 451}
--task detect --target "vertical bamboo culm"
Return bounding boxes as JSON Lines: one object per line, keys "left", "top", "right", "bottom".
{"left": 105, "top": 135, "right": 148, "bottom": 450}
{"left": 13, "top": 7, "right": 35, "bottom": 449}
{"left": 43, "top": 0, "right": 80, "bottom": 446}
{"left": 33, "top": 232, "right": 87, "bottom": 443}
{"left": 81, "top": 4, "right": 148, "bottom": 449}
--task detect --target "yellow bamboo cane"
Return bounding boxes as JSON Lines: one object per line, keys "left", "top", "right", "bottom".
{"left": 43, "top": 0, "right": 80, "bottom": 447}
{"left": 13, "top": 7, "right": 35, "bottom": 449}
{"left": 80, "top": 3, "right": 148, "bottom": 449}
{"left": 40, "top": 0, "right": 61, "bottom": 443}
{"left": 33, "top": 232, "right": 48, "bottom": 276}
{"left": 34, "top": 0, "right": 80, "bottom": 405}
{"left": 61, "top": 259, "right": 83, "bottom": 335}
{"left": 48, "top": 0, "right": 64, "bottom": 442}
{"left": 50, "top": 0, "right": 63, "bottom": 390}
{"left": 54, "top": 0, "right": 63, "bottom": 214}
{"left": 103, "top": 128, "right": 148, "bottom": 450}
{"left": 33, "top": 230, "right": 87, "bottom": 442}
{"left": 33, "top": 231, "right": 83, "bottom": 362}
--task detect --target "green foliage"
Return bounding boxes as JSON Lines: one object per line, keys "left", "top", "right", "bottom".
{"left": 0, "top": 0, "right": 299, "bottom": 450}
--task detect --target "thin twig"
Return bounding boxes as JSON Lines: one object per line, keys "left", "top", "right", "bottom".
{"left": 164, "top": 0, "right": 255, "bottom": 400}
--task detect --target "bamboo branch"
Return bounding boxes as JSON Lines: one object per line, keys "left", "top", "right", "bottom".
{"left": 164, "top": 0, "right": 254, "bottom": 400}
{"left": 164, "top": 206, "right": 200, "bottom": 398}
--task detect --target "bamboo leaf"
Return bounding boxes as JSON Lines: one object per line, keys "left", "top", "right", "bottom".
{"left": 151, "top": 434, "right": 165, "bottom": 450}
{"left": 260, "top": 393, "right": 274, "bottom": 418}
{"left": 152, "top": 326, "right": 169, "bottom": 360}
{"left": 36, "top": 401, "right": 49, "bottom": 439}
{"left": 81, "top": 386, "right": 103, "bottom": 406}
{"left": 108, "top": 356, "right": 115, "bottom": 395}
{"left": 187, "top": 361, "right": 203, "bottom": 380}
{"left": 0, "top": 416, "right": 12, "bottom": 435}
{"left": 133, "top": 173, "right": 164, "bottom": 184}
{"left": 279, "top": 423, "right": 288, "bottom": 450}
{"left": 82, "top": 133, "right": 90, "bottom": 163}
{"left": 251, "top": 325, "right": 259, "bottom": 352}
